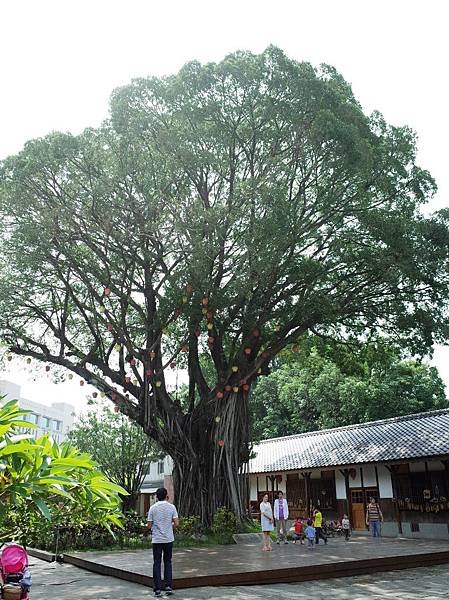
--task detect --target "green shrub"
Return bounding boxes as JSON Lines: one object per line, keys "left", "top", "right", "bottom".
{"left": 211, "top": 507, "right": 238, "bottom": 542}
{"left": 176, "top": 516, "right": 204, "bottom": 539}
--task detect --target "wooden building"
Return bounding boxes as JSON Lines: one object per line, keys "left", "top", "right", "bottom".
{"left": 248, "top": 409, "right": 449, "bottom": 539}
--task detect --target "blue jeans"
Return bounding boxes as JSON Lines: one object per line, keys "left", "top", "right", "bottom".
{"left": 152, "top": 542, "right": 173, "bottom": 591}
{"left": 370, "top": 520, "right": 381, "bottom": 537}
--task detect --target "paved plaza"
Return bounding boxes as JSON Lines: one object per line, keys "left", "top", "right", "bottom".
{"left": 30, "top": 556, "right": 449, "bottom": 599}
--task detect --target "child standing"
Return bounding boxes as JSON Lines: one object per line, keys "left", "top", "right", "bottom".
{"left": 342, "top": 514, "right": 351, "bottom": 541}
{"left": 292, "top": 517, "right": 304, "bottom": 544}
{"left": 304, "top": 519, "right": 315, "bottom": 549}
{"left": 260, "top": 494, "right": 274, "bottom": 552}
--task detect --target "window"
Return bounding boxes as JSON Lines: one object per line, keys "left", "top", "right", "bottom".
{"left": 42, "top": 416, "right": 51, "bottom": 428}
{"left": 52, "top": 420, "right": 62, "bottom": 431}
{"left": 28, "top": 413, "right": 39, "bottom": 424}
{"left": 410, "top": 522, "right": 420, "bottom": 532}
{"left": 157, "top": 460, "right": 164, "bottom": 475}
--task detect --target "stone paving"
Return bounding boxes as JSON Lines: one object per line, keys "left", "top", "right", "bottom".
{"left": 29, "top": 556, "right": 449, "bottom": 599}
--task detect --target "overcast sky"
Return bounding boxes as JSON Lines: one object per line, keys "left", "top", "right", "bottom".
{"left": 1, "top": 0, "right": 448, "bottom": 410}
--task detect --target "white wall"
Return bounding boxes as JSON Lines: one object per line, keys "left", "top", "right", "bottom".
{"left": 378, "top": 465, "right": 393, "bottom": 498}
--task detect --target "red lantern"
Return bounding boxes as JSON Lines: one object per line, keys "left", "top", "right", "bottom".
{"left": 92, "top": 392, "right": 98, "bottom": 398}
{"left": 261, "top": 351, "right": 269, "bottom": 359}
{"left": 149, "top": 351, "right": 156, "bottom": 360}
{"left": 243, "top": 384, "right": 250, "bottom": 392}
{"left": 114, "top": 405, "right": 119, "bottom": 413}
{"left": 45, "top": 365, "right": 50, "bottom": 372}
{"left": 208, "top": 336, "right": 214, "bottom": 344}
{"left": 112, "top": 392, "right": 117, "bottom": 401}
{"left": 292, "top": 345, "right": 299, "bottom": 353}
{"left": 206, "top": 311, "right": 213, "bottom": 320}
{"left": 181, "top": 345, "right": 188, "bottom": 353}
{"left": 202, "top": 297, "right": 209, "bottom": 306}
{"left": 80, "top": 380, "right": 85, "bottom": 386}
{"left": 186, "top": 284, "right": 193, "bottom": 295}
{"left": 252, "top": 328, "right": 260, "bottom": 337}
{"left": 244, "top": 347, "right": 252, "bottom": 356}
{"left": 130, "top": 358, "right": 137, "bottom": 366}
{"left": 239, "top": 379, "right": 246, "bottom": 386}
{"left": 170, "top": 362, "right": 176, "bottom": 369}
{"left": 225, "top": 385, "right": 232, "bottom": 392}
{"left": 216, "top": 391, "right": 224, "bottom": 399}
{"left": 174, "top": 309, "right": 181, "bottom": 317}
{"left": 146, "top": 369, "right": 153, "bottom": 377}
{"left": 125, "top": 376, "right": 131, "bottom": 383}
{"left": 218, "top": 439, "right": 225, "bottom": 447}
{"left": 107, "top": 323, "right": 113, "bottom": 332}
{"left": 104, "top": 287, "right": 111, "bottom": 297}
{"left": 195, "top": 329, "right": 201, "bottom": 337}
{"left": 276, "top": 474, "right": 283, "bottom": 483}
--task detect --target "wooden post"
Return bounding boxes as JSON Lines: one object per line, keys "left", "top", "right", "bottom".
{"left": 340, "top": 468, "right": 352, "bottom": 523}
{"left": 301, "top": 472, "right": 311, "bottom": 517}
{"left": 442, "top": 459, "right": 449, "bottom": 497}
{"left": 386, "top": 465, "right": 402, "bottom": 535}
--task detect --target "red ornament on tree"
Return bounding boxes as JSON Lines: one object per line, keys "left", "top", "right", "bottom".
{"left": 80, "top": 380, "right": 85, "bottom": 386}
{"left": 107, "top": 323, "right": 113, "bottom": 332}
{"left": 181, "top": 345, "right": 188, "bottom": 353}
{"left": 125, "top": 376, "right": 131, "bottom": 383}
{"left": 186, "top": 284, "right": 193, "bottom": 295}
{"left": 244, "top": 347, "right": 252, "bottom": 356}
{"left": 170, "top": 362, "right": 176, "bottom": 369}
{"left": 195, "top": 329, "right": 201, "bottom": 337}
{"left": 208, "top": 336, "right": 214, "bottom": 344}
{"left": 149, "top": 351, "right": 156, "bottom": 360}
{"left": 225, "top": 385, "right": 232, "bottom": 392}
{"left": 104, "top": 287, "right": 111, "bottom": 297}
{"left": 130, "top": 358, "right": 137, "bottom": 366}
{"left": 206, "top": 311, "right": 213, "bottom": 320}
{"left": 45, "top": 365, "right": 50, "bottom": 372}
{"left": 216, "top": 391, "right": 224, "bottom": 399}
{"left": 202, "top": 297, "right": 209, "bottom": 306}
{"left": 146, "top": 369, "right": 153, "bottom": 377}
{"left": 252, "top": 328, "right": 260, "bottom": 337}
{"left": 243, "top": 384, "right": 250, "bottom": 392}
{"left": 114, "top": 405, "right": 119, "bottom": 413}
{"left": 92, "top": 392, "right": 98, "bottom": 398}
{"left": 261, "top": 351, "right": 269, "bottom": 359}
{"left": 218, "top": 440, "right": 225, "bottom": 447}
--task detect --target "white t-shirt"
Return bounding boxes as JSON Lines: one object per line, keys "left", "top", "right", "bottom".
{"left": 148, "top": 500, "right": 178, "bottom": 544}
{"left": 342, "top": 518, "right": 350, "bottom": 530}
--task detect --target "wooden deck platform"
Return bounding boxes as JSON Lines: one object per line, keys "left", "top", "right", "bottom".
{"left": 63, "top": 536, "right": 449, "bottom": 590}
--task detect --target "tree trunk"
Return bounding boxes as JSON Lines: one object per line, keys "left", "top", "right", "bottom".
{"left": 166, "top": 391, "right": 251, "bottom": 525}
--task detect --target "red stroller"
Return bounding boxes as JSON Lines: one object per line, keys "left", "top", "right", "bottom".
{"left": 0, "top": 544, "right": 31, "bottom": 600}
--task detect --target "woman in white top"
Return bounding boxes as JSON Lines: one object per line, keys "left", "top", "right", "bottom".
{"left": 260, "top": 494, "right": 274, "bottom": 551}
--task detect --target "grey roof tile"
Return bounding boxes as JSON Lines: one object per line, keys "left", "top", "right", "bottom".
{"left": 249, "top": 408, "right": 449, "bottom": 473}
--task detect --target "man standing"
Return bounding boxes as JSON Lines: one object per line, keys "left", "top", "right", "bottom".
{"left": 366, "top": 496, "right": 383, "bottom": 539}
{"left": 313, "top": 508, "right": 327, "bottom": 545}
{"left": 274, "top": 491, "right": 289, "bottom": 544}
{"left": 147, "top": 487, "right": 179, "bottom": 598}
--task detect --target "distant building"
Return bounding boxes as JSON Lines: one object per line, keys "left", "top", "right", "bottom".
{"left": 138, "top": 455, "right": 174, "bottom": 516}
{"left": 0, "top": 379, "right": 75, "bottom": 444}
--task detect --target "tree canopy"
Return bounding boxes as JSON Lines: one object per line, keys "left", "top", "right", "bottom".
{"left": 0, "top": 47, "right": 448, "bottom": 520}
{"left": 250, "top": 342, "right": 448, "bottom": 440}
{"left": 68, "top": 401, "right": 160, "bottom": 511}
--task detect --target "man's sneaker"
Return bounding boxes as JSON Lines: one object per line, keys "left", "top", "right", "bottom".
{"left": 276, "top": 540, "right": 280, "bottom": 544}
{"left": 154, "top": 592, "right": 162, "bottom": 598}
{"left": 284, "top": 540, "right": 288, "bottom": 544}
{"left": 165, "top": 588, "right": 174, "bottom": 596}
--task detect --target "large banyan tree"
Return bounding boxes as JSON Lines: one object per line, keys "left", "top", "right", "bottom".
{"left": 1, "top": 47, "right": 449, "bottom": 522}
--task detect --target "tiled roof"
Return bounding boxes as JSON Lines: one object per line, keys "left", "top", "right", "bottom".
{"left": 249, "top": 409, "right": 449, "bottom": 474}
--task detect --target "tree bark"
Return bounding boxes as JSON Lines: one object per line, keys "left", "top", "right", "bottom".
{"left": 161, "top": 391, "right": 251, "bottom": 525}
